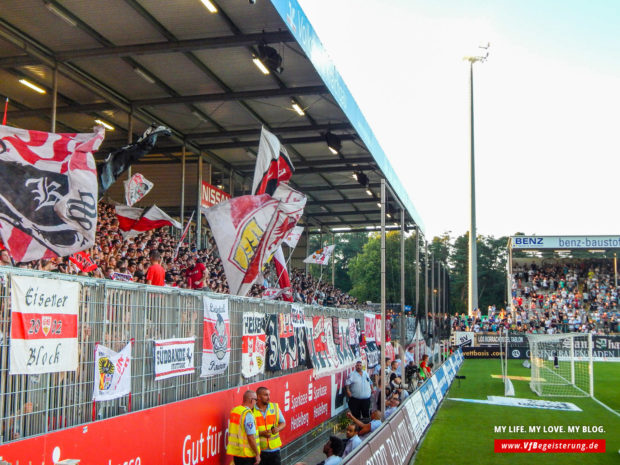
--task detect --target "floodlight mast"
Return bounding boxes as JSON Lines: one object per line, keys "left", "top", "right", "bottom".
{"left": 463, "top": 43, "right": 489, "bottom": 317}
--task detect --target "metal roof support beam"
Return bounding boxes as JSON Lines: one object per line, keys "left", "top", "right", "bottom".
{"left": 7, "top": 86, "right": 328, "bottom": 118}
{"left": 186, "top": 122, "right": 353, "bottom": 141}
{"left": 196, "top": 134, "right": 356, "bottom": 151}
{"left": 132, "top": 85, "right": 328, "bottom": 107}
{"left": 0, "top": 31, "right": 294, "bottom": 67}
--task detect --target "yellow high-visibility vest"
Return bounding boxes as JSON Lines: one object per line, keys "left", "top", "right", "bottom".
{"left": 253, "top": 402, "right": 283, "bottom": 450}
{"left": 226, "top": 405, "right": 260, "bottom": 457}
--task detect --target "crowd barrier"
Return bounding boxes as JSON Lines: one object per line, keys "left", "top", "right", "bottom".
{"left": 342, "top": 348, "right": 464, "bottom": 465}
{"left": 0, "top": 266, "right": 378, "bottom": 463}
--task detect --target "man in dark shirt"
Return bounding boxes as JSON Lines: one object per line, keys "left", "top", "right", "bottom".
{"left": 146, "top": 251, "right": 165, "bottom": 286}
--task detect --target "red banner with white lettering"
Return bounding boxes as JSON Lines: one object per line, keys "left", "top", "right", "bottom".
{"left": 68, "top": 250, "right": 97, "bottom": 272}
{"left": 201, "top": 181, "right": 231, "bottom": 209}
{"left": 0, "top": 369, "right": 332, "bottom": 465}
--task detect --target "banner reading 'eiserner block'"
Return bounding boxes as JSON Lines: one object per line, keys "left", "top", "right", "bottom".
{"left": 10, "top": 275, "right": 80, "bottom": 374}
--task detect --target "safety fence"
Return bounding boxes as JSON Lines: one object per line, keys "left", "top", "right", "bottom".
{"left": 0, "top": 267, "right": 366, "bottom": 445}
{"left": 342, "top": 348, "right": 464, "bottom": 465}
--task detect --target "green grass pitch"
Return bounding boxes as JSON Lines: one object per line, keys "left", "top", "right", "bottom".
{"left": 414, "top": 359, "right": 620, "bottom": 464}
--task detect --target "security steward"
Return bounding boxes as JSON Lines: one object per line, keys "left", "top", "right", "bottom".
{"left": 252, "top": 386, "right": 286, "bottom": 465}
{"left": 226, "top": 390, "right": 261, "bottom": 465}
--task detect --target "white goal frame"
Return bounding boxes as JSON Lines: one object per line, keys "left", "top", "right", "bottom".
{"left": 527, "top": 333, "right": 593, "bottom": 397}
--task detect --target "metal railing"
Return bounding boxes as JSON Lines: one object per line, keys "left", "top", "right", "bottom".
{"left": 0, "top": 267, "right": 363, "bottom": 444}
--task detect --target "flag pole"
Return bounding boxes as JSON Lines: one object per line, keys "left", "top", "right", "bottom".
{"left": 312, "top": 265, "right": 325, "bottom": 304}
{"left": 2, "top": 97, "right": 8, "bottom": 125}
{"left": 275, "top": 246, "right": 295, "bottom": 284}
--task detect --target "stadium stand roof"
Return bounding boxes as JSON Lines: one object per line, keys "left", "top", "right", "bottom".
{"left": 0, "top": 0, "right": 425, "bottom": 234}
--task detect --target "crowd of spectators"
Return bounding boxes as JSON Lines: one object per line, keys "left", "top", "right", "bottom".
{"left": 451, "top": 260, "right": 619, "bottom": 334}
{"left": 4, "top": 201, "right": 359, "bottom": 307}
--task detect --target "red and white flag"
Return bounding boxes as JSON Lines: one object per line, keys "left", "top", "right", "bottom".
{"left": 93, "top": 342, "right": 132, "bottom": 401}
{"left": 283, "top": 225, "right": 304, "bottom": 249}
{"left": 115, "top": 205, "right": 182, "bottom": 239}
{"left": 69, "top": 250, "right": 97, "bottom": 272}
{"left": 262, "top": 287, "right": 286, "bottom": 300}
{"left": 124, "top": 172, "right": 154, "bottom": 207}
{"left": 303, "top": 245, "right": 335, "bottom": 265}
{"left": 9, "top": 275, "right": 80, "bottom": 374}
{"left": 203, "top": 183, "right": 306, "bottom": 296}
{"left": 252, "top": 126, "right": 294, "bottom": 196}
{"left": 0, "top": 125, "right": 104, "bottom": 262}
{"left": 252, "top": 127, "right": 296, "bottom": 301}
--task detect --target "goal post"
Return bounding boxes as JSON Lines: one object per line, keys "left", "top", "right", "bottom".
{"left": 527, "top": 333, "right": 593, "bottom": 397}
{"left": 499, "top": 328, "right": 515, "bottom": 396}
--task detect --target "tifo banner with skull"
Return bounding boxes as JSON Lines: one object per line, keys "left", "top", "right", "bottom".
{"left": 93, "top": 342, "right": 132, "bottom": 401}
{"left": 242, "top": 312, "right": 266, "bottom": 378}
{"left": 201, "top": 296, "right": 230, "bottom": 377}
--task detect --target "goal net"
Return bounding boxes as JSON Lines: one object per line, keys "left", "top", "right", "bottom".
{"left": 527, "top": 333, "right": 593, "bottom": 397}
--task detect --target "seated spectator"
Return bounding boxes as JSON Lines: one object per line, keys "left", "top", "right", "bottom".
{"left": 342, "top": 423, "right": 362, "bottom": 458}
{"left": 346, "top": 410, "right": 382, "bottom": 438}
{"left": 321, "top": 435, "right": 343, "bottom": 465}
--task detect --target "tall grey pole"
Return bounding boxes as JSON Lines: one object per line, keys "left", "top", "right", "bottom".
{"left": 50, "top": 66, "right": 58, "bottom": 133}
{"left": 465, "top": 45, "right": 489, "bottom": 317}
{"left": 437, "top": 264, "right": 441, "bottom": 340}
{"left": 196, "top": 155, "right": 203, "bottom": 249}
{"left": 180, "top": 144, "right": 186, "bottom": 224}
{"left": 380, "top": 178, "right": 386, "bottom": 417}
{"left": 400, "top": 208, "right": 406, "bottom": 348}
{"left": 431, "top": 254, "right": 435, "bottom": 344}
{"left": 467, "top": 59, "right": 478, "bottom": 318}
{"left": 305, "top": 228, "right": 310, "bottom": 274}
{"left": 424, "top": 242, "right": 429, "bottom": 337}
{"left": 126, "top": 112, "right": 133, "bottom": 179}
{"left": 415, "top": 228, "right": 420, "bottom": 325}
{"left": 332, "top": 232, "right": 335, "bottom": 286}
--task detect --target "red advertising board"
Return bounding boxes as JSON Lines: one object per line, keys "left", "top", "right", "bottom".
{"left": 201, "top": 182, "right": 231, "bottom": 209}
{"left": 0, "top": 369, "right": 331, "bottom": 465}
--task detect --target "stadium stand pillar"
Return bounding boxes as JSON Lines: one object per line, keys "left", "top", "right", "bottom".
{"left": 380, "top": 178, "right": 387, "bottom": 416}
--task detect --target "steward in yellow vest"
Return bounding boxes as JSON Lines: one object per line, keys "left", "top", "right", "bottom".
{"left": 252, "top": 387, "right": 286, "bottom": 465}
{"left": 226, "top": 390, "right": 261, "bottom": 465}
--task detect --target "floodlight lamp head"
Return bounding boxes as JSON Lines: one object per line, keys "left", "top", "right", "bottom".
{"left": 325, "top": 131, "right": 342, "bottom": 155}
{"left": 257, "top": 44, "right": 283, "bottom": 74}
{"left": 353, "top": 170, "right": 369, "bottom": 187}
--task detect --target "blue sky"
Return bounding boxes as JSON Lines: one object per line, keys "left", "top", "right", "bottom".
{"left": 298, "top": 0, "right": 620, "bottom": 239}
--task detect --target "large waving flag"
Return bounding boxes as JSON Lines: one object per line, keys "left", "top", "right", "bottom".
{"left": 252, "top": 127, "right": 296, "bottom": 301}
{"left": 303, "top": 245, "right": 335, "bottom": 265}
{"left": 251, "top": 126, "right": 294, "bottom": 196}
{"left": 203, "top": 184, "right": 306, "bottom": 296}
{"left": 0, "top": 124, "right": 104, "bottom": 262}
{"left": 115, "top": 205, "right": 182, "bottom": 239}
